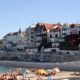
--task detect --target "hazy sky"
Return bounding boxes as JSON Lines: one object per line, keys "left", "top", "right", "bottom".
{"left": 0, "top": 0, "right": 80, "bottom": 38}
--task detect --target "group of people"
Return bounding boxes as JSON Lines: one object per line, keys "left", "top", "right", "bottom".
{"left": 0, "top": 67, "right": 60, "bottom": 80}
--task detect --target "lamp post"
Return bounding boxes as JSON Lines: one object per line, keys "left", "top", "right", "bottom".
{"left": 79, "top": 44, "right": 80, "bottom": 55}
{"left": 40, "top": 46, "right": 44, "bottom": 62}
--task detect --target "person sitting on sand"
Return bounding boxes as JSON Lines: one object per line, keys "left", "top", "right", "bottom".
{"left": 47, "top": 73, "right": 54, "bottom": 80}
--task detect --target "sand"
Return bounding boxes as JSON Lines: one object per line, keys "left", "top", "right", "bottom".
{"left": 21, "top": 71, "right": 80, "bottom": 80}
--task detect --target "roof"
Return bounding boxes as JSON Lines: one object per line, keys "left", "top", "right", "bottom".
{"left": 3, "top": 31, "right": 25, "bottom": 38}
{"left": 13, "top": 32, "right": 18, "bottom": 35}
{"left": 3, "top": 33, "right": 13, "bottom": 38}
{"left": 13, "top": 31, "right": 25, "bottom": 35}
{"left": 36, "top": 22, "right": 62, "bottom": 30}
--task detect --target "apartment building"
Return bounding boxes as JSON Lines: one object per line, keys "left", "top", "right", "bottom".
{"left": 25, "top": 24, "right": 36, "bottom": 48}
{"left": 3, "top": 29, "right": 25, "bottom": 49}
{"left": 49, "top": 24, "right": 62, "bottom": 48}
{"left": 60, "top": 24, "right": 80, "bottom": 50}
{"left": 2, "top": 22, "right": 80, "bottom": 52}
{"left": 35, "top": 23, "right": 53, "bottom": 48}
{"left": 34, "top": 22, "right": 62, "bottom": 50}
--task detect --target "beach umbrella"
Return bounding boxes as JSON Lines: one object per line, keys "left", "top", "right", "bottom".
{"left": 46, "top": 69, "right": 52, "bottom": 73}
{"left": 25, "top": 69, "right": 30, "bottom": 73}
{"left": 51, "top": 67, "right": 60, "bottom": 76}
{"left": 52, "top": 67, "right": 60, "bottom": 73}
{"left": 36, "top": 69, "right": 46, "bottom": 75}
{"left": 53, "top": 67, "right": 60, "bottom": 73}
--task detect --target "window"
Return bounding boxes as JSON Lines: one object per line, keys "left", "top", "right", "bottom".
{"left": 50, "top": 34, "right": 52, "bottom": 38}
{"left": 31, "top": 40, "right": 33, "bottom": 42}
{"left": 55, "top": 34, "right": 58, "bottom": 38}
{"left": 31, "top": 32, "right": 34, "bottom": 34}
{"left": 79, "top": 31, "right": 80, "bottom": 35}
{"left": 31, "top": 36, "right": 34, "bottom": 38}
{"left": 62, "top": 33, "right": 66, "bottom": 35}
{"left": 62, "top": 28, "right": 67, "bottom": 31}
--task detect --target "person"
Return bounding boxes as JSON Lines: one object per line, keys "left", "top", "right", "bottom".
{"left": 37, "top": 74, "right": 42, "bottom": 80}
{"left": 22, "top": 71, "right": 26, "bottom": 77}
{"left": 47, "top": 73, "right": 53, "bottom": 80}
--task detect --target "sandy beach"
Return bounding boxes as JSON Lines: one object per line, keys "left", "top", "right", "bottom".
{"left": 15, "top": 71, "right": 80, "bottom": 80}
{"left": 20, "top": 71, "right": 80, "bottom": 80}
{"left": 29, "top": 71, "right": 80, "bottom": 80}
{"left": 0, "top": 68, "right": 80, "bottom": 80}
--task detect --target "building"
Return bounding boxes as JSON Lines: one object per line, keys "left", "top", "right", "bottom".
{"left": 35, "top": 23, "right": 53, "bottom": 48}
{"left": 3, "top": 29, "right": 26, "bottom": 49}
{"left": 25, "top": 24, "right": 36, "bottom": 48}
{"left": 49, "top": 24, "right": 62, "bottom": 48}
{"left": 34, "top": 22, "right": 62, "bottom": 52}
{"left": 2, "top": 22, "right": 80, "bottom": 52}
{"left": 60, "top": 24, "right": 80, "bottom": 50}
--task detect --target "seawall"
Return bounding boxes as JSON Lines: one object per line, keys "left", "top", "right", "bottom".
{"left": 0, "top": 60, "right": 80, "bottom": 71}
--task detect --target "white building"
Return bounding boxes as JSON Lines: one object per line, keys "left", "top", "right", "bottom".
{"left": 49, "top": 25, "right": 62, "bottom": 48}
{"left": 61, "top": 23, "right": 80, "bottom": 37}
{"left": 3, "top": 29, "right": 26, "bottom": 49}
{"left": 67, "top": 24, "right": 80, "bottom": 35}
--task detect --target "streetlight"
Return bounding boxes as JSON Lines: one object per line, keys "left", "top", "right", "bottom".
{"left": 40, "top": 46, "right": 44, "bottom": 62}
{"left": 79, "top": 44, "right": 80, "bottom": 55}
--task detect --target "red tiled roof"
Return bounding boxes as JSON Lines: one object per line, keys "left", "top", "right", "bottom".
{"left": 38, "top": 23, "right": 53, "bottom": 30}
{"left": 37, "top": 22, "right": 62, "bottom": 30}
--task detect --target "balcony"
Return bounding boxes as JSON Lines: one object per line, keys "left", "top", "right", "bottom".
{"left": 36, "top": 38, "right": 41, "bottom": 41}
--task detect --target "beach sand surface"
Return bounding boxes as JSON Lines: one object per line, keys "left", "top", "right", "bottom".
{"left": 22, "top": 71, "right": 80, "bottom": 80}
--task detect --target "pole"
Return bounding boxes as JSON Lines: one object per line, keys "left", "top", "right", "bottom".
{"left": 40, "top": 46, "right": 44, "bottom": 61}
{"left": 79, "top": 44, "right": 80, "bottom": 55}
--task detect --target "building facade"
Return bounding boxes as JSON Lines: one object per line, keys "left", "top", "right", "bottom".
{"left": 60, "top": 24, "right": 80, "bottom": 50}
{"left": 3, "top": 29, "right": 26, "bottom": 49}
{"left": 35, "top": 23, "right": 53, "bottom": 48}
{"left": 49, "top": 24, "right": 62, "bottom": 48}
{"left": 25, "top": 24, "right": 36, "bottom": 48}
{"left": 2, "top": 22, "right": 80, "bottom": 52}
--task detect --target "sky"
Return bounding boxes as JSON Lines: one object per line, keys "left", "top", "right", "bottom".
{"left": 0, "top": 0, "right": 80, "bottom": 39}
